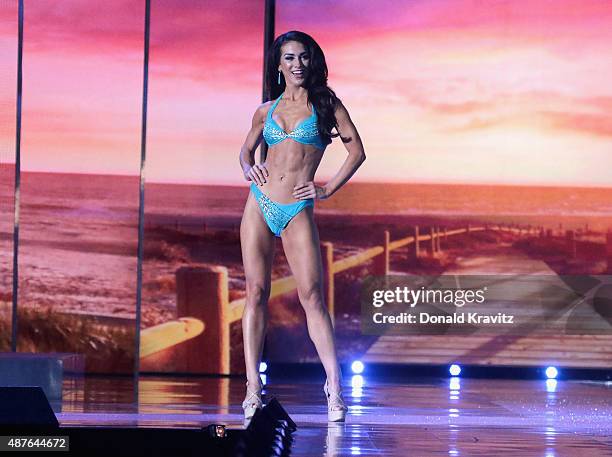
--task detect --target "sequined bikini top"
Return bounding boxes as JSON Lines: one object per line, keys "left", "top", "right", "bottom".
{"left": 262, "top": 93, "right": 328, "bottom": 150}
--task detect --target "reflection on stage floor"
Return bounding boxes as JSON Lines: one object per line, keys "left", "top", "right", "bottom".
{"left": 56, "top": 374, "right": 612, "bottom": 456}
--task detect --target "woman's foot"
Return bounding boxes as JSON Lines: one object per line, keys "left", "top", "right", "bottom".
{"left": 242, "top": 380, "right": 264, "bottom": 423}
{"left": 324, "top": 379, "right": 348, "bottom": 422}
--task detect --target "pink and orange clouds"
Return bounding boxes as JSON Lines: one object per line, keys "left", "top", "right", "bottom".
{"left": 277, "top": 0, "right": 612, "bottom": 187}
{"left": 1, "top": 0, "right": 611, "bottom": 186}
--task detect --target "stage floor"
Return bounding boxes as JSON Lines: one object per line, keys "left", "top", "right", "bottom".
{"left": 54, "top": 374, "right": 612, "bottom": 456}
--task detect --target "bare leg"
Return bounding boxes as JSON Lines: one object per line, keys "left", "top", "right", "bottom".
{"left": 240, "top": 191, "right": 275, "bottom": 387}
{"left": 281, "top": 207, "right": 343, "bottom": 391}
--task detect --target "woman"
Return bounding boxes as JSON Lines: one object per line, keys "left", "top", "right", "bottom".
{"left": 238, "top": 30, "right": 366, "bottom": 423}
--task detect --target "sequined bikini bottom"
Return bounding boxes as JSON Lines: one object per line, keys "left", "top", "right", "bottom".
{"left": 250, "top": 183, "right": 314, "bottom": 237}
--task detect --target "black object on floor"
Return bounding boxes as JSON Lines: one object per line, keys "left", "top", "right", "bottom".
{"left": 1, "top": 388, "right": 296, "bottom": 456}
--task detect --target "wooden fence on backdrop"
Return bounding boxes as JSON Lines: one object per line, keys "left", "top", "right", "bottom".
{"left": 139, "top": 224, "right": 612, "bottom": 374}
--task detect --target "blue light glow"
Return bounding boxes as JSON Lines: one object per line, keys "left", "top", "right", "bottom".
{"left": 351, "top": 375, "right": 364, "bottom": 389}
{"left": 449, "top": 377, "right": 461, "bottom": 391}
{"left": 351, "top": 375, "right": 364, "bottom": 399}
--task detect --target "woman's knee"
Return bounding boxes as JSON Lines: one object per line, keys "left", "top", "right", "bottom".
{"left": 298, "top": 284, "right": 325, "bottom": 312}
{"left": 245, "top": 281, "right": 270, "bottom": 307}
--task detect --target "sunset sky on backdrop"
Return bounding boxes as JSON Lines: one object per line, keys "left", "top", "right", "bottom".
{"left": 0, "top": 0, "right": 610, "bottom": 186}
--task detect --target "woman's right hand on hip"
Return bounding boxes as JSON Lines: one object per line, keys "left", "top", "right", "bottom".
{"left": 245, "top": 164, "right": 269, "bottom": 186}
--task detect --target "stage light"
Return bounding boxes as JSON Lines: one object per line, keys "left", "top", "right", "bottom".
{"left": 259, "top": 361, "right": 268, "bottom": 373}
{"left": 207, "top": 424, "right": 226, "bottom": 438}
{"left": 546, "top": 379, "right": 557, "bottom": 393}
{"left": 351, "top": 360, "right": 364, "bottom": 374}
{"left": 238, "top": 398, "right": 297, "bottom": 455}
{"left": 545, "top": 366, "right": 558, "bottom": 379}
{"left": 449, "top": 364, "right": 461, "bottom": 376}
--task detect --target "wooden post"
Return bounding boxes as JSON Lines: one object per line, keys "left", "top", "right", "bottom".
{"left": 606, "top": 231, "right": 612, "bottom": 274}
{"left": 435, "top": 225, "right": 441, "bottom": 252}
{"left": 429, "top": 226, "right": 436, "bottom": 255}
{"left": 139, "top": 318, "right": 205, "bottom": 368}
{"left": 546, "top": 228, "right": 553, "bottom": 238}
{"left": 443, "top": 227, "right": 448, "bottom": 241}
{"left": 412, "top": 226, "right": 421, "bottom": 259}
{"left": 539, "top": 227, "right": 545, "bottom": 238}
{"left": 373, "top": 230, "right": 390, "bottom": 276}
{"left": 565, "top": 230, "right": 576, "bottom": 258}
{"left": 321, "top": 241, "right": 335, "bottom": 325}
{"left": 466, "top": 224, "right": 471, "bottom": 234}
{"left": 170, "top": 265, "right": 230, "bottom": 374}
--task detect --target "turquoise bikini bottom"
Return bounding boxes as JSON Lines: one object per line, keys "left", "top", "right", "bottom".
{"left": 250, "top": 183, "right": 314, "bottom": 237}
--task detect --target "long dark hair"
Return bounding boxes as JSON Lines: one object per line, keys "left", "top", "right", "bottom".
{"left": 265, "top": 31, "right": 340, "bottom": 144}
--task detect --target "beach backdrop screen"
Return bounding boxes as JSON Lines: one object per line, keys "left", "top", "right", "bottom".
{"left": 141, "top": 0, "right": 612, "bottom": 373}
{"left": 1, "top": 0, "right": 611, "bottom": 373}
{"left": 3, "top": 0, "right": 146, "bottom": 373}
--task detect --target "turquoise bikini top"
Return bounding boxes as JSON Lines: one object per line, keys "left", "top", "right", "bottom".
{"left": 262, "top": 93, "right": 329, "bottom": 150}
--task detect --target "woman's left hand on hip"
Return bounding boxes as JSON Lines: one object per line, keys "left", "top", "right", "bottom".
{"left": 293, "top": 181, "right": 328, "bottom": 200}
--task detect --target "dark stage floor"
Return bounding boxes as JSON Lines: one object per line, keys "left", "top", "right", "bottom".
{"left": 53, "top": 374, "right": 612, "bottom": 456}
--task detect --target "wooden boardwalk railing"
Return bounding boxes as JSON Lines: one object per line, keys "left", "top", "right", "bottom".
{"left": 139, "top": 224, "right": 612, "bottom": 374}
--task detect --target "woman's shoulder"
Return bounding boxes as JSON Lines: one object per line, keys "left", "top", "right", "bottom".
{"left": 259, "top": 99, "right": 276, "bottom": 113}
{"left": 333, "top": 97, "right": 348, "bottom": 116}
{"left": 252, "top": 100, "right": 275, "bottom": 123}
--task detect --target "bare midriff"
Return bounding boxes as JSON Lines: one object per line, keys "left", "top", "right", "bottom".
{"left": 258, "top": 140, "right": 324, "bottom": 204}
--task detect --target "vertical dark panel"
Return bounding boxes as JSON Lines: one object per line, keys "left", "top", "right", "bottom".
{"left": 0, "top": 0, "right": 19, "bottom": 352}
{"left": 259, "top": 0, "right": 275, "bottom": 163}
{"left": 17, "top": 1, "right": 145, "bottom": 373}
{"left": 10, "top": 0, "right": 22, "bottom": 351}
{"left": 133, "top": 0, "right": 151, "bottom": 377}
{"left": 262, "top": 0, "right": 275, "bottom": 101}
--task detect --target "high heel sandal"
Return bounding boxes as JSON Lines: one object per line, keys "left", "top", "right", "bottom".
{"left": 324, "top": 379, "right": 348, "bottom": 422}
{"left": 242, "top": 380, "right": 264, "bottom": 423}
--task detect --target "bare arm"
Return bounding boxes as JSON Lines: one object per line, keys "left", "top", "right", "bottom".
{"left": 294, "top": 100, "right": 366, "bottom": 200}
{"left": 239, "top": 103, "right": 270, "bottom": 186}
{"left": 323, "top": 101, "right": 366, "bottom": 198}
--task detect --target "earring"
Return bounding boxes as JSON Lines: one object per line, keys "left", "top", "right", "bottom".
{"left": 277, "top": 70, "right": 281, "bottom": 85}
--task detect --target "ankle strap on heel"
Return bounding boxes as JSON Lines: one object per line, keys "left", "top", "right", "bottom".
{"left": 324, "top": 380, "right": 348, "bottom": 412}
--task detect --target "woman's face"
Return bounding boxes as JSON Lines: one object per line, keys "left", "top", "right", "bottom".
{"left": 278, "top": 40, "right": 310, "bottom": 87}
